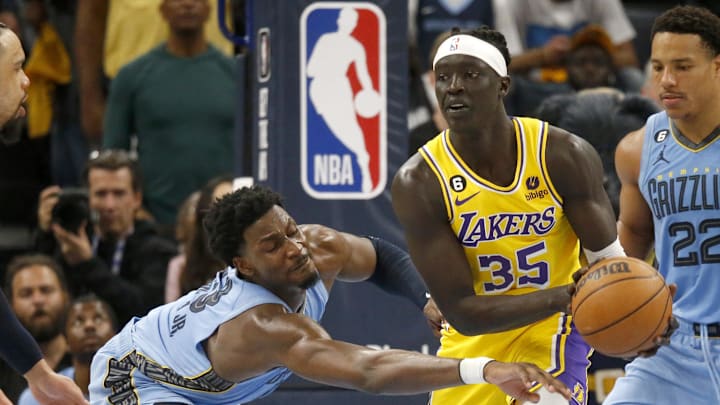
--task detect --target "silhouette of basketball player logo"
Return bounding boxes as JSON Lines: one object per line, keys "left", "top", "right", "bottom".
{"left": 301, "top": 3, "right": 386, "bottom": 199}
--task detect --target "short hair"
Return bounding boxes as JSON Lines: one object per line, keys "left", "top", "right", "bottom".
{"left": 203, "top": 185, "right": 283, "bottom": 266}
{"left": 68, "top": 293, "right": 119, "bottom": 332}
{"left": 4, "top": 254, "right": 68, "bottom": 299}
{"left": 652, "top": 5, "right": 720, "bottom": 56}
{"left": 84, "top": 149, "right": 142, "bottom": 192}
{"left": 450, "top": 25, "right": 512, "bottom": 68}
{"left": 0, "top": 22, "right": 10, "bottom": 56}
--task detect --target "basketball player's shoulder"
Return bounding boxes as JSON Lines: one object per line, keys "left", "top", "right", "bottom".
{"left": 616, "top": 126, "right": 646, "bottom": 155}
{"left": 394, "top": 152, "right": 434, "bottom": 188}
{"left": 545, "top": 124, "right": 600, "bottom": 164}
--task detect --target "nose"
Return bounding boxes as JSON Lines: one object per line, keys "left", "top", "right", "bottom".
{"left": 21, "top": 69, "right": 30, "bottom": 90}
{"left": 285, "top": 236, "right": 304, "bottom": 257}
{"left": 83, "top": 318, "right": 97, "bottom": 332}
{"left": 659, "top": 67, "right": 676, "bottom": 88}
{"left": 448, "top": 73, "right": 464, "bottom": 93}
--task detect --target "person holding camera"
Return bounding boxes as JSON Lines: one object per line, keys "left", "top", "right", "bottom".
{"left": 35, "top": 150, "right": 177, "bottom": 325}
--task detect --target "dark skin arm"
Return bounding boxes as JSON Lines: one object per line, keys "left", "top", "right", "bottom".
{"left": 545, "top": 126, "right": 618, "bottom": 252}
{"left": 206, "top": 224, "right": 571, "bottom": 399}
{"left": 391, "top": 127, "right": 617, "bottom": 335}
{"left": 206, "top": 302, "right": 570, "bottom": 399}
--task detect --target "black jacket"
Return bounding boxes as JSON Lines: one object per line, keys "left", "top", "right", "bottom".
{"left": 36, "top": 220, "right": 177, "bottom": 325}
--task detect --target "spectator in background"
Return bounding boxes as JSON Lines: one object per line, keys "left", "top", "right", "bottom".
{"left": 165, "top": 175, "right": 232, "bottom": 302}
{"left": 408, "top": 0, "right": 495, "bottom": 75}
{"left": 536, "top": 89, "right": 660, "bottom": 217}
{"left": 74, "top": 0, "right": 234, "bottom": 143}
{"left": 35, "top": 150, "right": 176, "bottom": 325}
{"left": 507, "top": 24, "right": 634, "bottom": 116}
{"left": 495, "top": 0, "right": 644, "bottom": 114}
{"left": 164, "top": 190, "right": 200, "bottom": 303}
{"left": 0, "top": 254, "right": 71, "bottom": 403}
{"left": 18, "top": 294, "right": 117, "bottom": 404}
{"left": 103, "top": 0, "right": 236, "bottom": 232}
{"left": 408, "top": 31, "right": 449, "bottom": 156}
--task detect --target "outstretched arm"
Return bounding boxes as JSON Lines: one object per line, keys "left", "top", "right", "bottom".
{"left": 207, "top": 304, "right": 570, "bottom": 399}
{"left": 392, "top": 155, "right": 571, "bottom": 336}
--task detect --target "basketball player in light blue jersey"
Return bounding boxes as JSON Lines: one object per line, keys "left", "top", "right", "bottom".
{"left": 606, "top": 5, "right": 720, "bottom": 404}
{"left": 89, "top": 185, "right": 572, "bottom": 404}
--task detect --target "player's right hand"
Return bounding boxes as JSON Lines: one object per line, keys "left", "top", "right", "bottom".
{"left": 422, "top": 297, "right": 447, "bottom": 338}
{"left": 637, "top": 284, "right": 678, "bottom": 358}
{"left": 484, "top": 361, "right": 572, "bottom": 403}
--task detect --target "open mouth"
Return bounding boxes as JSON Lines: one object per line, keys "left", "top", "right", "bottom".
{"left": 446, "top": 103, "right": 469, "bottom": 113}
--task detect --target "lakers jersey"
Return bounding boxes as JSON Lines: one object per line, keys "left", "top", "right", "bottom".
{"left": 638, "top": 111, "right": 720, "bottom": 324}
{"left": 420, "top": 117, "right": 589, "bottom": 405}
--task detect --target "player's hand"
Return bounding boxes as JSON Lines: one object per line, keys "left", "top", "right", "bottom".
{"left": 423, "top": 297, "right": 447, "bottom": 338}
{"left": 637, "top": 284, "right": 678, "bottom": 358}
{"left": 25, "top": 360, "right": 89, "bottom": 404}
{"left": 484, "top": 361, "right": 572, "bottom": 403}
{"left": 563, "top": 264, "right": 594, "bottom": 313}
{"left": 0, "top": 388, "right": 12, "bottom": 405}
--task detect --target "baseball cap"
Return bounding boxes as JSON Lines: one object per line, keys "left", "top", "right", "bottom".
{"left": 571, "top": 24, "right": 615, "bottom": 54}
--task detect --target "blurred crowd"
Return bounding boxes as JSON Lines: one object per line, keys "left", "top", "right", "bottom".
{"left": 0, "top": 0, "right": 717, "bottom": 402}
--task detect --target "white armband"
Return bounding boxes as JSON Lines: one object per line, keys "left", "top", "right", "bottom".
{"left": 583, "top": 238, "right": 626, "bottom": 264}
{"left": 459, "top": 357, "right": 495, "bottom": 384}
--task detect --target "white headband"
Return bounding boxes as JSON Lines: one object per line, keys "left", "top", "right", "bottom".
{"left": 432, "top": 35, "right": 507, "bottom": 77}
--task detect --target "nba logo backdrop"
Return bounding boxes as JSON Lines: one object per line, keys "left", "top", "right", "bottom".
{"left": 300, "top": 2, "right": 386, "bottom": 199}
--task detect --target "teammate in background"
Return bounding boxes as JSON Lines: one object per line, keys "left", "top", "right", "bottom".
{"left": 307, "top": 7, "right": 378, "bottom": 192}
{"left": 605, "top": 5, "right": 720, "bottom": 403}
{"left": 392, "top": 26, "right": 633, "bottom": 404}
{"left": 89, "top": 186, "right": 572, "bottom": 404}
{"left": 0, "top": 22, "right": 88, "bottom": 405}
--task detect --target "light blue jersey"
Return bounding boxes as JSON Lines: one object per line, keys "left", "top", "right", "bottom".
{"left": 605, "top": 111, "right": 720, "bottom": 404}
{"left": 637, "top": 111, "right": 720, "bottom": 324}
{"left": 89, "top": 268, "right": 328, "bottom": 404}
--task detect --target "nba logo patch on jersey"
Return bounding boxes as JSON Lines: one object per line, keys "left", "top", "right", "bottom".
{"left": 300, "top": 2, "right": 387, "bottom": 199}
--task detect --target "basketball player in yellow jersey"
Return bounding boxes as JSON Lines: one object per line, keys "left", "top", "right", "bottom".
{"left": 392, "top": 26, "right": 627, "bottom": 405}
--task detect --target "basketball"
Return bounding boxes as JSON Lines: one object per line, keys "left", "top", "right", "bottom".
{"left": 571, "top": 256, "right": 673, "bottom": 358}
{"left": 354, "top": 89, "right": 381, "bottom": 118}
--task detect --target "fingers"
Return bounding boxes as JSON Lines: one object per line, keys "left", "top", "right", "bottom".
{"left": 38, "top": 185, "right": 61, "bottom": 231}
{"left": 522, "top": 365, "right": 571, "bottom": 400}
{"left": 668, "top": 283, "right": 677, "bottom": 298}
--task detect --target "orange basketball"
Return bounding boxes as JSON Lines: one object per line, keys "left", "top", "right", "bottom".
{"left": 571, "top": 256, "right": 673, "bottom": 358}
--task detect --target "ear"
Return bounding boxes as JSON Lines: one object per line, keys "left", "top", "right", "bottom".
{"left": 499, "top": 76, "right": 511, "bottom": 98}
{"left": 713, "top": 54, "right": 720, "bottom": 77}
{"left": 232, "top": 256, "right": 254, "bottom": 279}
{"left": 132, "top": 190, "right": 143, "bottom": 210}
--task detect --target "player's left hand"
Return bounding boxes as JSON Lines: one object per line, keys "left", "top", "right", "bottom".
{"left": 637, "top": 284, "right": 678, "bottom": 358}
{"left": 484, "top": 361, "right": 572, "bottom": 403}
{"left": 423, "top": 297, "right": 447, "bottom": 338}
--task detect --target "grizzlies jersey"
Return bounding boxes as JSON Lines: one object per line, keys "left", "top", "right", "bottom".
{"left": 420, "top": 117, "right": 589, "bottom": 405}
{"left": 89, "top": 269, "right": 328, "bottom": 404}
{"left": 639, "top": 111, "right": 720, "bottom": 324}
